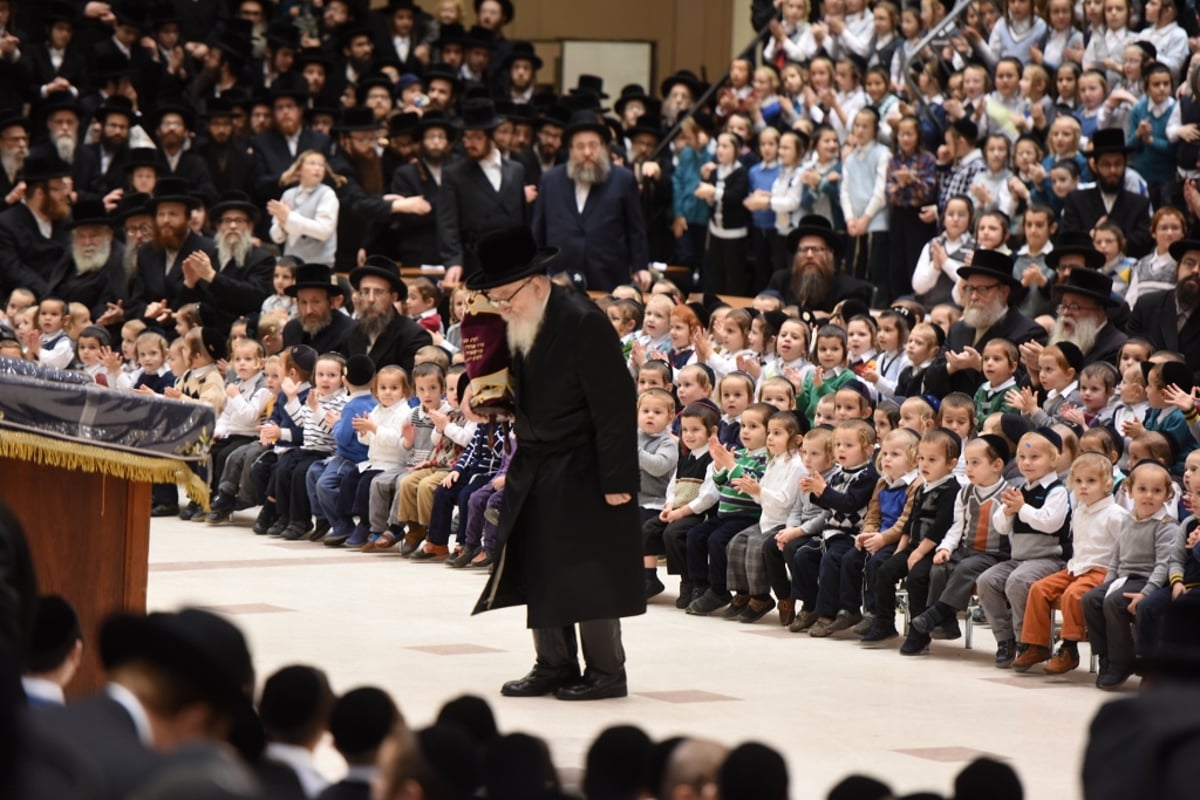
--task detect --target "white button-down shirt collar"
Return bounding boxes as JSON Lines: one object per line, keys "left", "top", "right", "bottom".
{"left": 478, "top": 146, "right": 503, "bottom": 191}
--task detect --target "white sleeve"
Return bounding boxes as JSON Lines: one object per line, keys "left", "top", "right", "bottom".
{"left": 861, "top": 148, "right": 890, "bottom": 220}
{"left": 938, "top": 487, "right": 969, "bottom": 551}
{"left": 910, "top": 242, "right": 938, "bottom": 294}
{"left": 283, "top": 187, "right": 339, "bottom": 242}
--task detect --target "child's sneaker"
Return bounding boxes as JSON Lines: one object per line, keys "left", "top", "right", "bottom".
{"left": 686, "top": 588, "right": 731, "bottom": 616}
{"left": 1011, "top": 644, "right": 1052, "bottom": 672}
{"left": 808, "top": 617, "right": 837, "bottom": 637}
{"left": 995, "top": 639, "right": 1017, "bottom": 668}
{"left": 899, "top": 630, "right": 931, "bottom": 655}
{"left": 1043, "top": 644, "right": 1080, "bottom": 674}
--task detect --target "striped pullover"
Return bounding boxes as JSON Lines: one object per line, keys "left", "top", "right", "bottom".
{"left": 713, "top": 447, "right": 768, "bottom": 517}
{"left": 287, "top": 388, "right": 348, "bottom": 454}
{"left": 937, "top": 478, "right": 1009, "bottom": 556}
{"left": 452, "top": 420, "right": 507, "bottom": 476}
{"left": 814, "top": 460, "right": 879, "bottom": 539}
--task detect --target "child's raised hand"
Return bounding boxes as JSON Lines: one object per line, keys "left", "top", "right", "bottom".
{"left": 226, "top": 383, "right": 241, "bottom": 399}
{"left": 324, "top": 410, "right": 341, "bottom": 427}
{"left": 1162, "top": 383, "right": 1199, "bottom": 413}
{"left": 933, "top": 549, "right": 951, "bottom": 565}
{"left": 736, "top": 353, "right": 760, "bottom": 378}
{"left": 427, "top": 407, "right": 449, "bottom": 431}
{"left": 783, "top": 367, "right": 804, "bottom": 391}
{"left": 401, "top": 420, "right": 416, "bottom": 439}
{"left": 630, "top": 339, "right": 646, "bottom": 366}
{"left": 1186, "top": 525, "right": 1200, "bottom": 549}
{"left": 812, "top": 368, "right": 824, "bottom": 388}
{"left": 799, "top": 473, "right": 826, "bottom": 496}
{"left": 1121, "top": 418, "right": 1146, "bottom": 438}
{"left": 215, "top": 358, "right": 229, "bottom": 374}
{"left": 1004, "top": 386, "right": 1032, "bottom": 413}
{"left": 163, "top": 386, "right": 182, "bottom": 399}
{"left": 99, "top": 346, "right": 122, "bottom": 371}
{"left": 351, "top": 413, "right": 376, "bottom": 433}
{"left": 281, "top": 377, "right": 299, "bottom": 399}
{"left": 307, "top": 390, "right": 319, "bottom": 410}
{"left": 1001, "top": 487, "right": 1024, "bottom": 515}
{"left": 1021, "top": 263, "right": 1046, "bottom": 287}
{"left": 861, "top": 367, "right": 879, "bottom": 384}
{"left": 691, "top": 329, "right": 712, "bottom": 360}
{"left": 732, "top": 475, "right": 760, "bottom": 496}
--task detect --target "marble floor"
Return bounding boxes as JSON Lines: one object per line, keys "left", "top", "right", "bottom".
{"left": 147, "top": 514, "right": 1124, "bottom": 800}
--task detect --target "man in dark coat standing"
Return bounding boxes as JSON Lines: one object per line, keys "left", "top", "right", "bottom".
{"left": 372, "top": 112, "right": 456, "bottom": 267}
{"left": 468, "top": 226, "right": 644, "bottom": 701}
{"left": 765, "top": 215, "right": 872, "bottom": 311}
{"left": 531, "top": 110, "right": 649, "bottom": 292}
{"left": 0, "top": 147, "right": 72, "bottom": 300}
{"left": 1128, "top": 239, "right": 1200, "bottom": 381}
{"left": 1061, "top": 129, "right": 1153, "bottom": 258}
{"left": 924, "top": 250, "right": 1049, "bottom": 397}
{"left": 345, "top": 256, "right": 432, "bottom": 375}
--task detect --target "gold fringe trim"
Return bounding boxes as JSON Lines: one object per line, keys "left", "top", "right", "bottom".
{"left": 0, "top": 430, "right": 210, "bottom": 510}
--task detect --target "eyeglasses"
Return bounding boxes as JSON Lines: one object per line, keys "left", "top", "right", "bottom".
{"left": 482, "top": 277, "right": 535, "bottom": 308}
{"left": 962, "top": 282, "right": 1002, "bottom": 296}
{"left": 1180, "top": 257, "right": 1200, "bottom": 270}
{"left": 219, "top": 216, "right": 251, "bottom": 226}
{"left": 797, "top": 245, "right": 829, "bottom": 255}
{"left": 1056, "top": 303, "right": 1101, "bottom": 314}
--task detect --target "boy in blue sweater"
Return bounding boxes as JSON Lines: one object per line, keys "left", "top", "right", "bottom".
{"left": 310, "top": 355, "right": 378, "bottom": 545}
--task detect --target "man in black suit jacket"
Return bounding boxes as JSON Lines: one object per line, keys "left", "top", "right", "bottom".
{"left": 0, "top": 148, "right": 72, "bottom": 299}
{"left": 513, "top": 107, "right": 566, "bottom": 188}
{"left": 127, "top": 178, "right": 218, "bottom": 321}
{"left": 250, "top": 75, "right": 331, "bottom": 210}
{"left": 176, "top": 192, "right": 275, "bottom": 335}
{"left": 371, "top": 113, "right": 456, "bottom": 267}
{"left": 437, "top": 99, "right": 528, "bottom": 285}
{"left": 23, "top": 5, "right": 90, "bottom": 103}
{"left": 1061, "top": 129, "right": 1153, "bottom": 258}
{"left": 924, "top": 250, "right": 1048, "bottom": 397}
{"left": 1128, "top": 241, "right": 1200, "bottom": 380}
{"left": 531, "top": 112, "right": 649, "bottom": 292}
{"left": 149, "top": 103, "right": 216, "bottom": 198}
{"left": 47, "top": 199, "right": 128, "bottom": 327}
{"left": 0, "top": 112, "right": 29, "bottom": 211}
{"left": 83, "top": 96, "right": 137, "bottom": 195}
{"left": 344, "top": 257, "right": 431, "bottom": 374}
{"left": 196, "top": 99, "right": 255, "bottom": 196}
{"left": 40, "top": 91, "right": 105, "bottom": 205}
{"left": 327, "top": 107, "right": 399, "bottom": 272}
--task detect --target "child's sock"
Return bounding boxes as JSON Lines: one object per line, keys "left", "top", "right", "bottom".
{"left": 1060, "top": 639, "right": 1078, "bottom": 653}
{"left": 387, "top": 522, "right": 404, "bottom": 536}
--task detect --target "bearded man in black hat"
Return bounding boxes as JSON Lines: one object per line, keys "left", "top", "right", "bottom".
{"left": 281, "top": 262, "right": 358, "bottom": 353}
{"left": 514, "top": 104, "right": 567, "bottom": 189}
{"left": 250, "top": 73, "right": 331, "bottom": 209}
{"left": 924, "top": 249, "right": 1049, "bottom": 397}
{"left": 626, "top": 114, "right": 675, "bottom": 265}
{"left": 765, "top": 215, "right": 872, "bottom": 311}
{"left": 1061, "top": 128, "right": 1153, "bottom": 258}
{"left": 40, "top": 91, "right": 103, "bottom": 205}
{"left": 1129, "top": 237, "right": 1200, "bottom": 380}
{"left": 197, "top": 99, "right": 255, "bottom": 195}
{"left": 532, "top": 110, "right": 649, "bottom": 292}
{"left": 48, "top": 198, "right": 128, "bottom": 327}
{"left": 0, "top": 146, "right": 72, "bottom": 300}
{"left": 371, "top": 112, "right": 456, "bottom": 268}
{"left": 0, "top": 111, "right": 29, "bottom": 208}
{"left": 150, "top": 103, "right": 217, "bottom": 197}
{"left": 345, "top": 255, "right": 431, "bottom": 374}
{"left": 1044, "top": 241, "right": 1127, "bottom": 365}
{"left": 468, "top": 226, "right": 643, "bottom": 702}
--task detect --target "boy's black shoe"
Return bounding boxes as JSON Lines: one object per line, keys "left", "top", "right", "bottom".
{"left": 151, "top": 503, "right": 180, "bottom": 518}
{"left": 178, "top": 501, "right": 202, "bottom": 521}
{"left": 686, "top": 588, "right": 731, "bottom": 615}
{"left": 995, "top": 639, "right": 1017, "bottom": 668}
{"left": 675, "top": 581, "right": 694, "bottom": 610}
{"left": 267, "top": 519, "right": 290, "bottom": 537}
{"left": 932, "top": 619, "right": 962, "bottom": 640}
{"left": 281, "top": 524, "right": 310, "bottom": 541}
{"left": 309, "top": 518, "right": 332, "bottom": 541}
{"left": 645, "top": 574, "right": 665, "bottom": 599}
{"left": 859, "top": 623, "right": 899, "bottom": 646}
{"left": 738, "top": 597, "right": 775, "bottom": 624}
{"left": 448, "top": 545, "right": 478, "bottom": 568}
{"left": 206, "top": 508, "right": 232, "bottom": 524}
{"left": 909, "top": 607, "right": 942, "bottom": 635}
{"left": 720, "top": 594, "right": 751, "bottom": 619}
{"left": 899, "top": 630, "right": 932, "bottom": 655}
{"left": 1096, "top": 664, "right": 1132, "bottom": 691}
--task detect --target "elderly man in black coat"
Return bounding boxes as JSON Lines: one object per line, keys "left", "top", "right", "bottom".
{"left": 531, "top": 111, "right": 649, "bottom": 292}
{"left": 1061, "top": 129, "right": 1153, "bottom": 259}
{"left": 924, "top": 250, "right": 1049, "bottom": 397}
{"left": 1128, "top": 239, "right": 1200, "bottom": 381}
{"left": 47, "top": 199, "right": 128, "bottom": 327}
{"left": 282, "top": 263, "right": 358, "bottom": 354}
{"left": 765, "top": 215, "right": 872, "bottom": 311}
{"left": 469, "top": 227, "right": 644, "bottom": 702}
{"left": 344, "top": 256, "right": 432, "bottom": 375}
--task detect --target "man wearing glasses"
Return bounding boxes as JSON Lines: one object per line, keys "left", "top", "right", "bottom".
{"left": 925, "top": 249, "right": 1048, "bottom": 397}
{"left": 467, "top": 226, "right": 643, "bottom": 702}
{"left": 1130, "top": 239, "right": 1200, "bottom": 381}
{"left": 765, "top": 214, "right": 872, "bottom": 311}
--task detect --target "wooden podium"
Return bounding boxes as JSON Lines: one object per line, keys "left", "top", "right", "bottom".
{"left": 1, "top": 457, "right": 152, "bottom": 696}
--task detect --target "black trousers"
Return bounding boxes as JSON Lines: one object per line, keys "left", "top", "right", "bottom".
{"left": 662, "top": 514, "right": 707, "bottom": 581}
{"left": 533, "top": 619, "right": 625, "bottom": 679}
{"left": 876, "top": 547, "right": 935, "bottom": 623}
{"left": 208, "top": 434, "right": 256, "bottom": 491}
{"left": 762, "top": 534, "right": 815, "bottom": 601}
{"left": 889, "top": 205, "right": 936, "bottom": 301}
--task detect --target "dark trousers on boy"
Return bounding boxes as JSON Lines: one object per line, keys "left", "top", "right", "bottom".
{"left": 208, "top": 435, "right": 256, "bottom": 492}
{"left": 861, "top": 545, "right": 897, "bottom": 615}
{"left": 686, "top": 515, "right": 758, "bottom": 596}
{"left": 795, "top": 534, "right": 858, "bottom": 618}
{"left": 427, "top": 467, "right": 492, "bottom": 546}
{"left": 1084, "top": 577, "right": 1148, "bottom": 677}
{"left": 270, "top": 449, "right": 325, "bottom": 529}
{"left": 875, "top": 546, "right": 935, "bottom": 629}
{"left": 660, "top": 515, "right": 708, "bottom": 604}
{"left": 787, "top": 537, "right": 826, "bottom": 609}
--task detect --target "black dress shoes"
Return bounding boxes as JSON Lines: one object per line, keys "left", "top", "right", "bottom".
{"left": 554, "top": 670, "right": 628, "bottom": 701}
{"left": 500, "top": 666, "right": 581, "bottom": 697}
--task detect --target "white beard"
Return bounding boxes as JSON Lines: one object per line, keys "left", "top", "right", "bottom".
{"left": 567, "top": 151, "right": 612, "bottom": 187}
{"left": 72, "top": 241, "right": 112, "bottom": 275}
{"left": 53, "top": 134, "right": 75, "bottom": 163}
{"left": 504, "top": 294, "right": 550, "bottom": 356}
{"left": 962, "top": 300, "right": 1007, "bottom": 332}
{"left": 217, "top": 232, "right": 253, "bottom": 266}
{"left": 1052, "top": 314, "right": 1102, "bottom": 355}
{"left": 1, "top": 151, "right": 23, "bottom": 180}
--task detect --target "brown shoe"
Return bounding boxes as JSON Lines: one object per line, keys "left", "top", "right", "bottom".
{"left": 361, "top": 532, "right": 399, "bottom": 553}
{"left": 739, "top": 597, "right": 776, "bottom": 624}
{"left": 788, "top": 610, "right": 820, "bottom": 633}
{"left": 1043, "top": 645, "right": 1081, "bottom": 674}
{"left": 399, "top": 525, "right": 425, "bottom": 557}
{"left": 411, "top": 543, "right": 450, "bottom": 562}
{"left": 808, "top": 617, "right": 837, "bottom": 638}
{"left": 1011, "top": 644, "right": 1052, "bottom": 672}
{"left": 777, "top": 598, "right": 796, "bottom": 627}
{"left": 720, "top": 594, "right": 751, "bottom": 619}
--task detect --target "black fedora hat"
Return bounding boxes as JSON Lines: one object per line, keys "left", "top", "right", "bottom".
{"left": 264, "top": 19, "right": 301, "bottom": 49}
{"left": 67, "top": 198, "right": 115, "bottom": 229}
{"left": 958, "top": 249, "right": 1021, "bottom": 288}
{"left": 465, "top": 226, "right": 559, "bottom": 291}
{"left": 1084, "top": 127, "right": 1132, "bottom": 157}
{"left": 563, "top": 109, "right": 611, "bottom": 144}
{"left": 570, "top": 74, "right": 610, "bottom": 100}
{"left": 294, "top": 47, "right": 332, "bottom": 71}
{"left": 210, "top": 18, "right": 254, "bottom": 58}
{"left": 286, "top": 262, "right": 341, "bottom": 296}
{"left": 1051, "top": 266, "right": 1120, "bottom": 307}
{"left": 474, "top": 0, "right": 514, "bottom": 22}
{"left": 1047, "top": 230, "right": 1106, "bottom": 269}
{"left": 111, "top": 0, "right": 152, "bottom": 30}
{"left": 100, "top": 608, "right": 254, "bottom": 726}
{"left": 268, "top": 71, "right": 310, "bottom": 105}
{"left": 660, "top": 69, "right": 705, "bottom": 99}
{"left": 149, "top": 176, "right": 201, "bottom": 210}
{"left": 434, "top": 22, "right": 467, "bottom": 49}
{"left": 1168, "top": 237, "right": 1200, "bottom": 261}
{"left": 19, "top": 147, "right": 72, "bottom": 183}
{"left": 40, "top": 90, "right": 81, "bottom": 121}
{"left": 45, "top": 0, "right": 78, "bottom": 24}
{"left": 786, "top": 214, "right": 842, "bottom": 257}
{"left": 93, "top": 95, "right": 139, "bottom": 125}
{"left": 0, "top": 109, "right": 28, "bottom": 135}
{"left": 123, "top": 147, "right": 165, "bottom": 174}
{"left": 535, "top": 104, "right": 571, "bottom": 130}
{"left": 416, "top": 110, "right": 459, "bottom": 138}
{"left": 114, "top": 191, "right": 153, "bottom": 221}
{"left": 350, "top": 254, "right": 407, "bottom": 294}
{"left": 562, "top": 89, "right": 607, "bottom": 114}
{"left": 147, "top": 101, "right": 196, "bottom": 133}
{"left": 614, "top": 83, "right": 652, "bottom": 116}
{"left": 627, "top": 114, "right": 666, "bottom": 141}
{"left": 355, "top": 75, "right": 395, "bottom": 105}
{"left": 336, "top": 106, "right": 379, "bottom": 133}
{"left": 210, "top": 190, "right": 261, "bottom": 224}
{"left": 503, "top": 41, "right": 543, "bottom": 70}
{"left": 93, "top": 50, "right": 132, "bottom": 82}
{"left": 506, "top": 104, "right": 536, "bottom": 127}
{"left": 203, "top": 97, "right": 236, "bottom": 120}
{"left": 307, "top": 93, "right": 342, "bottom": 123}
{"left": 462, "top": 25, "right": 495, "bottom": 51}
{"left": 388, "top": 110, "right": 421, "bottom": 137}
{"left": 459, "top": 98, "right": 503, "bottom": 131}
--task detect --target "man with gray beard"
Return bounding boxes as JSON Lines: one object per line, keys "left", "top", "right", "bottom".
{"left": 281, "top": 263, "right": 358, "bottom": 354}
{"left": 48, "top": 198, "right": 128, "bottom": 328}
{"left": 925, "top": 249, "right": 1048, "bottom": 397}
{"left": 175, "top": 191, "right": 274, "bottom": 336}
{"left": 344, "top": 256, "right": 431, "bottom": 375}
{"left": 531, "top": 110, "right": 648, "bottom": 292}
{"left": 0, "top": 112, "right": 29, "bottom": 209}
{"left": 38, "top": 92, "right": 102, "bottom": 206}
{"left": 1130, "top": 238, "right": 1200, "bottom": 381}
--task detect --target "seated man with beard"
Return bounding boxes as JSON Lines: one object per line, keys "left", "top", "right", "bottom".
{"left": 0, "top": 147, "right": 72, "bottom": 300}
{"left": 923, "top": 250, "right": 1048, "bottom": 398}
{"left": 47, "top": 198, "right": 127, "bottom": 330}
{"left": 126, "top": 177, "right": 219, "bottom": 325}
{"left": 176, "top": 191, "right": 274, "bottom": 336}
{"left": 345, "top": 256, "right": 431, "bottom": 375}
{"left": 281, "top": 262, "right": 357, "bottom": 354}
{"left": 0, "top": 111, "right": 29, "bottom": 211}
{"left": 531, "top": 111, "right": 650, "bottom": 292}
{"left": 1129, "top": 239, "right": 1200, "bottom": 381}
{"left": 764, "top": 215, "right": 872, "bottom": 312}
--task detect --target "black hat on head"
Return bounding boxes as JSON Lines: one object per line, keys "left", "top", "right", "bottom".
{"left": 265, "top": 19, "right": 301, "bottom": 49}
{"left": 957, "top": 249, "right": 1021, "bottom": 289}
{"left": 661, "top": 69, "right": 704, "bottom": 99}
{"left": 1029, "top": 425, "right": 1063, "bottom": 453}
{"left": 1051, "top": 267, "right": 1119, "bottom": 307}
{"left": 210, "top": 190, "right": 261, "bottom": 225}
{"left": 124, "top": 147, "right": 165, "bottom": 175}
{"left": 149, "top": 101, "right": 197, "bottom": 132}
{"left": 1085, "top": 127, "right": 1132, "bottom": 157}
{"left": 1054, "top": 340, "right": 1085, "bottom": 375}
{"left": 570, "top": 73, "right": 610, "bottom": 100}
{"left": 294, "top": 47, "right": 332, "bottom": 71}
{"left": 99, "top": 607, "right": 254, "bottom": 723}
{"left": 20, "top": 147, "right": 73, "bottom": 183}
{"left": 200, "top": 327, "right": 226, "bottom": 361}
{"left": 203, "top": 97, "right": 236, "bottom": 120}
{"left": 93, "top": 95, "right": 140, "bottom": 125}
{"left": 210, "top": 18, "right": 254, "bottom": 59}
{"left": 0, "top": 109, "right": 28, "bottom": 135}
{"left": 535, "top": 104, "right": 571, "bottom": 130}
{"left": 1168, "top": 237, "right": 1200, "bottom": 262}
{"left": 45, "top": 0, "right": 78, "bottom": 24}
{"left": 415, "top": 110, "right": 458, "bottom": 138}
{"left": 345, "top": 354, "right": 376, "bottom": 387}
{"left": 1046, "top": 230, "right": 1106, "bottom": 270}
{"left": 67, "top": 198, "right": 115, "bottom": 229}
{"left": 330, "top": 687, "right": 399, "bottom": 758}
{"left": 465, "top": 226, "right": 559, "bottom": 291}
{"left": 474, "top": 0, "right": 515, "bottom": 22}
{"left": 336, "top": 106, "right": 379, "bottom": 133}
{"left": 291, "top": 345, "right": 317, "bottom": 373}
{"left": 28, "top": 595, "right": 81, "bottom": 673}
{"left": 40, "top": 90, "right": 82, "bottom": 121}
{"left": 1160, "top": 361, "right": 1196, "bottom": 394}
{"left": 999, "top": 412, "right": 1030, "bottom": 446}
{"left": 563, "top": 109, "right": 611, "bottom": 144}
{"left": 503, "top": 41, "right": 543, "bottom": 70}
{"left": 286, "top": 263, "right": 340, "bottom": 297}
{"left": 462, "top": 24, "right": 495, "bottom": 51}
{"left": 349, "top": 254, "right": 406, "bottom": 295}
{"left": 112, "top": 0, "right": 152, "bottom": 30}
{"left": 786, "top": 214, "right": 841, "bottom": 257}
{"left": 115, "top": 191, "right": 152, "bottom": 221}
{"left": 614, "top": 83, "right": 652, "bottom": 116}
{"left": 434, "top": 23, "right": 467, "bottom": 49}
{"left": 950, "top": 116, "right": 979, "bottom": 146}
{"left": 268, "top": 71, "right": 310, "bottom": 105}
{"left": 387, "top": 111, "right": 422, "bottom": 138}
{"left": 627, "top": 113, "right": 666, "bottom": 141}
{"left": 459, "top": 98, "right": 504, "bottom": 131}
{"left": 149, "top": 176, "right": 201, "bottom": 210}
